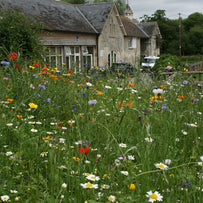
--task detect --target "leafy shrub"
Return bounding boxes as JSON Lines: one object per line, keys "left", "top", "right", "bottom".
{"left": 0, "top": 10, "right": 43, "bottom": 61}
{"left": 153, "top": 54, "right": 183, "bottom": 73}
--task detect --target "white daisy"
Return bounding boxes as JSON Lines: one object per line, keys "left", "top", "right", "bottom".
{"left": 6, "top": 123, "right": 13, "bottom": 127}
{"left": 121, "top": 171, "right": 129, "bottom": 176}
{"left": 146, "top": 190, "right": 163, "bottom": 202}
{"left": 6, "top": 151, "right": 13, "bottom": 156}
{"left": 101, "top": 184, "right": 110, "bottom": 189}
{"left": 105, "top": 85, "right": 112, "bottom": 89}
{"left": 128, "top": 155, "right": 135, "bottom": 160}
{"left": 86, "top": 174, "right": 100, "bottom": 181}
{"left": 119, "top": 143, "right": 127, "bottom": 148}
{"left": 155, "top": 163, "right": 168, "bottom": 170}
{"left": 145, "top": 137, "right": 153, "bottom": 142}
{"left": 31, "top": 128, "right": 38, "bottom": 132}
{"left": 1, "top": 195, "right": 10, "bottom": 202}
{"left": 80, "top": 182, "right": 98, "bottom": 189}
{"left": 108, "top": 195, "right": 116, "bottom": 202}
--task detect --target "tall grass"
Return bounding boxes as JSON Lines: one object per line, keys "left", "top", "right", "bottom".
{"left": 0, "top": 59, "right": 202, "bottom": 202}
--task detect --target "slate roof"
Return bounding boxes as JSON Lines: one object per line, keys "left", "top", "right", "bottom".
{"left": 137, "top": 22, "right": 160, "bottom": 37}
{"left": 77, "top": 3, "right": 114, "bottom": 33}
{"left": 120, "top": 16, "right": 148, "bottom": 38}
{"left": 0, "top": 0, "right": 97, "bottom": 33}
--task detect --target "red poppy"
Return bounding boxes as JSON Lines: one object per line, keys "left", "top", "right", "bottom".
{"left": 68, "top": 70, "right": 72, "bottom": 74}
{"left": 8, "top": 51, "right": 17, "bottom": 60}
{"left": 77, "top": 147, "right": 90, "bottom": 155}
{"left": 41, "top": 67, "right": 48, "bottom": 71}
{"left": 58, "top": 123, "right": 62, "bottom": 128}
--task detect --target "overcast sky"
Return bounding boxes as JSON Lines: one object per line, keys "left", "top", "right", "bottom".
{"left": 129, "top": 0, "right": 203, "bottom": 20}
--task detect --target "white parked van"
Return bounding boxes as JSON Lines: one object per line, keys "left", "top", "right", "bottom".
{"left": 141, "top": 56, "right": 159, "bottom": 69}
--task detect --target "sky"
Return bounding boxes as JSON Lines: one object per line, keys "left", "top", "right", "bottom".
{"left": 129, "top": 0, "right": 203, "bottom": 20}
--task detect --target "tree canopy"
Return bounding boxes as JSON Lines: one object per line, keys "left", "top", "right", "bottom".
{"left": 140, "top": 10, "right": 203, "bottom": 56}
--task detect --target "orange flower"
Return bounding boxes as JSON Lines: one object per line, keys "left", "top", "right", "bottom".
{"left": 7, "top": 99, "right": 13, "bottom": 103}
{"left": 17, "top": 115, "right": 22, "bottom": 118}
{"left": 42, "top": 136, "right": 50, "bottom": 140}
{"left": 117, "top": 102, "right": 125, "bottom": 110}
{"left": 129, "top": 83, "right": 135, "bottom": 87}
{"left": 127, "top": 101, "right": 133, "bottom": 108}
{"left": 96, "top": 90, "right": 103, "bottom": 95}
{"left": 80, "top": 113, "right": 85, "bottom": 118}
{"left": 178, "top": 95, "right": 185, "bottom": 99}
{"left": 160, "top": 85, "right": 166, "bottom": 89}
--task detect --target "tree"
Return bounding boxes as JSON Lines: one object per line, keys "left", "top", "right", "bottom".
{"left": 0, "top": 11, "right": 43, "bottom": 60}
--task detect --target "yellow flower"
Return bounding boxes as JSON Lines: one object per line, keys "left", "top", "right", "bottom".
{"left": 129, "top": 183, "right": 136, "bottom": 190}
{"left": 28, "top": 103, "right": 38, "bottom": 109}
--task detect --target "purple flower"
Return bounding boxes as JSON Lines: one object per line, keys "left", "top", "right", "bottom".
{"left": 183, "top": 80, "right": 188, "bottom": 85}
{"left": 162, "top": 103, "right": 168, "bottom": 110}
{"left": 44, "top": 98, "right": 51, "bottom": 103}
{"left": 139, "top": 78, "right": 143, "bottom": 81}
{"left": 88, "top": 100, "right": 97, "bottom": 105}
{"left": 33, "top": 74, "right": 38, "bottom": 78}
{"left": 39, "top": 84, "right": 46, "bottom": 89}
{"left": 150, "top": 72, "right": 154, "bottom": 76}
{"left": 72, "top": 105, "right": 76, "bottom": 111}
{"left": 34, "top": 94, "right": 41, "bottom": 97}
{"left": 82, "top": 91, "right": 86, "bottom": 98}
{"left": 1, "top": 61, "right": 10, "bottom": 66}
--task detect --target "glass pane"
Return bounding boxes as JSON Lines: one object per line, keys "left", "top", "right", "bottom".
{"left": 57, "top": 47, "right": 62, "bottom": 55}
{"left": 83, "top": 56, "right": 86, "bottom": 66}
{"left": 87, "top": 47, "right": 93, "bottom": 54}
{"left": 70, "top": 47, "right": 74, "bottom": 54}
{"left": 50, "top": 47, "right": 55, "bottom": 54}
{"left": 57, "top": 56, "right": 62, "bottom": 67}
{"left": 66, "top": 57, "right": 70, "bottom": 69}
{"left": 70, "top": 56, "right": 75, "bottom": 67}
{"left": 76, "top": 56, "right": 79, "bottom": 67}
{"left": 87, "top": 56, "right": 91, "bottom": 67}
{"left": 51, "top": 56, "right": 56, "bottom": 67}
{"left": 75, "top": 47, "right": 79, "bottom": 53}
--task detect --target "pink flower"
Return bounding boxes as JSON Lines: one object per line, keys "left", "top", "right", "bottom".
{"left": 166, "top": 66, "right": 172, "bottom": 71}
{"left": 30, "top": 84, "right": 35, "bottom": 89}
{"left": 3, "top": 77, "right": 8, "bottom": 80}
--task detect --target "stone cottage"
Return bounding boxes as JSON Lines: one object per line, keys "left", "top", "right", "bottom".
{"left": 0, "top": 0, "right": 161, "bottom": 72}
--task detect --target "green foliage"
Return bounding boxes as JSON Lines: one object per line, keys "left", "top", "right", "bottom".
{"left": 0, "top": 57, "right": 202, "bottom": 202}
{"left": 140, "top": 10, "right": 203, "bottom": 56}
{"left": 153, "top": 54, "right": 182, "bottom": 73}
{"left": 0, "top": 10, "right": 43, "bottom": 60}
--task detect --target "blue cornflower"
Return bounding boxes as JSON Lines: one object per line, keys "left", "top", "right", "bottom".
{"left": 1, "top": 61, "right": 10, "bottom": 66}
{"left": 162, "top": 103, "right": 168, "bottom": 110}
{"left": 44, "top": 98, "right": 51, "bottom": 103}
{"left": 72, "top": 105, "right": 76, "bottom": 111}
{"left": 183, "top": 80, "right": 188, "bottom": 85}
{"left": 139, "top": 78, "right": 143, "bottom": 81}
{"left": 82, "top": 91, "right": 86, "bottom": 98}
{"left": 33, "top": 74, "right": 38, "bottom": 78}
{"left": 39, "top": 84, "right": 46, "bottom": 89}
{"left": 34, "top": 94, "right": 41, "bottom": 97}
{"left": 88, "top": 100, "right": 97, "bottom": 105}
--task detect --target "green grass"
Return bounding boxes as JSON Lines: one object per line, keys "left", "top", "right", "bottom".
{"left": 0, "top": 59, "right": 202, "bottom": 203}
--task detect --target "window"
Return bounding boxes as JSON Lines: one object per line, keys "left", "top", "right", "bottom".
{"left": 65, "top": 46, "right": 94, "bottom": 73}
{"left": 46, "top": 46, "right": 63, "bottom": 67}
{"left": 109, "top": 17, "right": 115, "bottom": 37}
{"left": 128, "top": 37, "right": 136, "bottom": 48}
{"left": 108, "top": 51, "right": 117, "bottom": 67}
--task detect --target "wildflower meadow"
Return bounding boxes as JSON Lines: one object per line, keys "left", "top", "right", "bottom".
{"left": 0, "top": 54, "right": 202, "bottom": 202}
